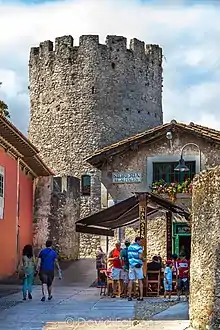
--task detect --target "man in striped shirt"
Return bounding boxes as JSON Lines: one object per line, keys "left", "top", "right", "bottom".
{"left": 127, "top": 237, "right": 146, "bottom": 301}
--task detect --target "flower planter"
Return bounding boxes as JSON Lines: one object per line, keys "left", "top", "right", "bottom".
{"left": 160, "top": 193, "right": 191, "bottom": 200}
{"left": 150, "top": 179, "right": 193, "bottom": 202}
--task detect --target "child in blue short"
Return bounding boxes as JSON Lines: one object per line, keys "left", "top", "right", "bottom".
{"left": 164, "top": 260, "right": 173, "bottom": 299}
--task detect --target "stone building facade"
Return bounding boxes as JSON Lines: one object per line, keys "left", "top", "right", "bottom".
{"left": 33, "top": 176, "right": 80, "bottom": 260}
{"left": 28, "top": 34, "right": 163, "bottom": 257}
{"left": 87, "top": 120, "right": 220, "bottom": 260}
{"left": 190, "top": 167, "right": 220, "bottom": 329}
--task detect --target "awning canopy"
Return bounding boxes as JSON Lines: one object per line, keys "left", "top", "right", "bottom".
{"left": 75, "top": 192, "right": 190, "bottom": 236}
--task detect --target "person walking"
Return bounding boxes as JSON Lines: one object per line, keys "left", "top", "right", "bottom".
{"left": 127, "top": 237, "right": 146, "bottom": 301}
{"left": 176, "top": 252, "right": 190, "bottom": 301}
{"left": 36, "top": 240, "right": 62, "bottom": 301}
{"left": 120, "top": 239, "right": 130, "bottom": 297}
{"left": 96, "top": 246, "right": 106, "bottom": 281}
{"left": 163, "top": 260, "right": 173, "bottom": 300}
{"left": 21, "top": 244, "right": 36, "bottom": 300}
{"left": 108, "top": 242, "right": 122, "bottom": 298}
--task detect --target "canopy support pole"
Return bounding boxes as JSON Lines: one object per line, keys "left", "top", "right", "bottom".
{"left": 166, "top": 211, "right": 172, "bottom": 259}
{"left": 139, "top": 193, "right": 148, "bottom": 278}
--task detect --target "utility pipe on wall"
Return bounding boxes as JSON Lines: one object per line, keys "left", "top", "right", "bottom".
{"left": 15, "top": 157, "right": 20, "bottom": 271}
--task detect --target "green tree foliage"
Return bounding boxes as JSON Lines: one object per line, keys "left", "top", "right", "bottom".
{"left": 0, "top": 82, "right": 10, "bottom": 118}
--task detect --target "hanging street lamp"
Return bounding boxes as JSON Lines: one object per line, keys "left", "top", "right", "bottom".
{"left": 174, "top": 143, "right": 201, "bottom": 173}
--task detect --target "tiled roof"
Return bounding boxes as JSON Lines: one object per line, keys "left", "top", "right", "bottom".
{"left": 86, "top": 120, "right": 220, "bottom": 167}
{"left": 0, "top": 114, "right": 53, "bottom": 176}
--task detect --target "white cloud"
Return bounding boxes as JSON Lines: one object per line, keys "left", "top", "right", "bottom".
{"left": 0, "top": 69, "right": 23, "bottom": 98}
{"left": 0, "top": 0, "right": 220, "bottom": 133}
{"left": 197, "top": 114, "right": 220, "bottom": 130}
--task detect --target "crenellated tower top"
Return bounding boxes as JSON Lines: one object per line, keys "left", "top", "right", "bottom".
{"left": 28, "top": 34, "right": 163, "bottom": 176}
{"left": 29, "top": 34, "right": 162, "bottom": 65}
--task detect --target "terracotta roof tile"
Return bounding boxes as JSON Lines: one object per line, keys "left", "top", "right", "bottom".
{"left": 86, "top": 121, "right": 220, "bottom": 167}
{"left": 0, "top": 115, "right": 53, "bottom": 176}
{"left": 87, "top": 122, "right": 170, "bottom": 159}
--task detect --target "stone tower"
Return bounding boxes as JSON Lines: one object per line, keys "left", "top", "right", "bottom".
{"left": 28, "top": 35, "right": 163, "bottom": 257}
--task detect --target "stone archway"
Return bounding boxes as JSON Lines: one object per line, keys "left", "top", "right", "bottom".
{"left": 190, "top": 167, "right": 220, "bottom": 329}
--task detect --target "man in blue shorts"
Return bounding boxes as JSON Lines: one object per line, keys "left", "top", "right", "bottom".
{"left": 127, "top": 237, "right": 146, "bottom": 301}
{"left": 164, "top": 260, "right": 173, "bottom": 299}
{"left": 36, "top": 240, "right": 62, "bottom": 301}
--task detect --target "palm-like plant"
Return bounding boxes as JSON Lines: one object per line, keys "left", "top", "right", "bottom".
{"left": 0, "top": 82, "right": 10, "bottom": 118}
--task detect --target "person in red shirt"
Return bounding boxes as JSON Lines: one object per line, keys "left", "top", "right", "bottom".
{"left": 108, "top": 242, "right": 122, "bottom": 298}
{"left": 176, "top": 252, "right": 190, "bottom": 301}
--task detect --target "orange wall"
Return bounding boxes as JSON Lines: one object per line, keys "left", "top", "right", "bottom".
{"left": 0, "top": 148, "right": 34, "bottom": 277}
{"left": 0, "top": 148, "right": 17, "bottom": 276}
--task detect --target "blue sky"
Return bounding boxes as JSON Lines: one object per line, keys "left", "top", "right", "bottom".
{"left": 0, "top": 0, "right": 220, "bottom": 133}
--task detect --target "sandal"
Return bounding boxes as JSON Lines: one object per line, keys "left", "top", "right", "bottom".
{"left": 137, "top": 297, "right": 144, "bottom": 301}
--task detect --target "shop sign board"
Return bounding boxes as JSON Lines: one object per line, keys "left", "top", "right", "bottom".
{"left": 112, "top": 172, "right": 142, "bottom": 183}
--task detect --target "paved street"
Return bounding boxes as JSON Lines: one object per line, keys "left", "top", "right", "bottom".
{"left": 0, "top": 285, "right": 136, "bottom": 329}
{"left": 0, "top": 259, "right": 191, "bottom": 330}
{"left": 0, "top": 286, "right": 191, "bottom": 330}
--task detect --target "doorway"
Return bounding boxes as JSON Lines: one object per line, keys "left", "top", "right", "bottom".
{"left": 174, "top": 234, "right": 191, "bottom": 260}
{"left": 179, "top": 235, "right": 191, "bottom": 260}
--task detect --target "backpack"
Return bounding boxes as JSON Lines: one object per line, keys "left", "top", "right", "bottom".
{"left": 123, "top": 247, "right": 129, "bottom": 266}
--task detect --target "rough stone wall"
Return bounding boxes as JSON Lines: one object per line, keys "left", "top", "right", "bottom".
{"left": 101, "top": 130, "right": 220, "bottom": 202}
{"left": 79, "top": 174, "right": 102, "bottom": 258}
{"left": 33, "top": 176, "right": 80, "bottom": 260}
{"left": 190, "top": 167, "right": 220, "bottom": 329}
{"left": 100, "top": 130, "right": 220, "bottom": 260}
{"left": 33, "top": 176, "right": 52, "bottom": 251}
{"left": 49, "top": 176, "right": 80, "bottom": 260}
{"left": 146, "top": 216, "right": 167, "bottom": 261}
{"left": 123, "top": 214, "right": 167, "bottom": 261}
{"left": 104, "top": 211, "right": 166, "bottom": 261}
{"left": 28, "top": 34, "right": 163, "bottom": 257}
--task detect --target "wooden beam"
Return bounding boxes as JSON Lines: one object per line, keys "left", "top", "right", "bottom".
{"left": 166, "top": 211, "right": 172, "bottom": 259}
{"left": 75, "top": 224, "right": 114, "bottom": 237}
{"left": 139, "top": 193, "right": 148, "bottom": 277}
{"left": 0, "top": 117, "right": 38, "bottom": 155}
{"left": 0, "top": 135, "right": 23, "bottom": 158}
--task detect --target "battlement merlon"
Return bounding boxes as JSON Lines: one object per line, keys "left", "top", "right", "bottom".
{"left": 145, "top": 44, "right": 163, "bottom": 64}
{"left": 79, "top": 35, "right": 99, "bottom": 46}
{"left": 106, "top": 35, "right": 127, "bottom": 49}
{"left": 55, "top": 35, "right": 74, "bottom": 54}
{"left": 29, "top": 34, "right": 163, "bottom": 65}
{"left": 130, "top": 38, "right": 145, "bottom": 56}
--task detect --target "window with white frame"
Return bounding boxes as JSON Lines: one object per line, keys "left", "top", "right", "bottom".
{"left": 0, "top": 166, "right": 4, "bottom": 219}
{"left": 153, "top": 161, "right": 196, "bottom": 184}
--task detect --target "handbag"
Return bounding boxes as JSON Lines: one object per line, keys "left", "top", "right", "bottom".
{"left": 135, "top": 263, "right": 141, "bottom": 268}
{"left": 18, "top": 269, "right": 25, "bottom": 280}
{"left": 17, "top": 258, "right": 25, "bottom": 280}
